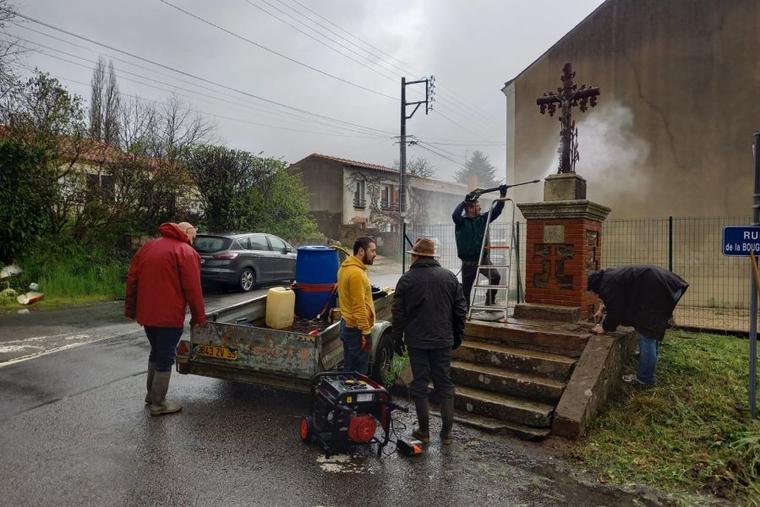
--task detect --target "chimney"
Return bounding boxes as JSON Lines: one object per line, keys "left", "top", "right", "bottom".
{"left": 468, "top": 174, "right": 478, "bottom": 191}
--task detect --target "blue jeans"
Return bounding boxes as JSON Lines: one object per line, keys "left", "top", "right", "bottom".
{"left": 637, "top": 333, "right": 659, "bottom": 385}
{"left": 145, "top": 326, "right": 183, "bottom": 372}
{"left": 340, "top": 320, "right": 369, "bottom": 374}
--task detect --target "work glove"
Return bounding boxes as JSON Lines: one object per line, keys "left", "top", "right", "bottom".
{"left": 393, "top": 336, "right": 406, "bottom": 356}
{"left": 465, "top": 191, "right": 477, "bottom": 203}
{"left": 453, "top": 335, "right": 463, "bottom": 350}
{"left": 499, "top": 184, "right": 507, "bottom": 197}
{"left": 360, "top": 334, "right": 372, "bottom": 353}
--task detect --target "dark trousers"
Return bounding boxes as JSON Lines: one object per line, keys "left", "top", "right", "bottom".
{"left": 461, "top": 259, "right": 501, "bottom": 308}
{"left": 145, "top": 326, "right": 183, "bottom": 372}
{"left": 408, "top": 347, "right": 455, "bottom": 401}
{"left": 339, "top": 320, "right": 369, "bottom": 374}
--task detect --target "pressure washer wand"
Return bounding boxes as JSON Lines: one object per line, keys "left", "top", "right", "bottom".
{"left": 473, "top": 179, "right": 541, "bottom": 197}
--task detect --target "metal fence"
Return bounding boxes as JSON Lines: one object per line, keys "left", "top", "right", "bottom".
{"left": 407, "top": 217, "right": 755, "bottom": 333}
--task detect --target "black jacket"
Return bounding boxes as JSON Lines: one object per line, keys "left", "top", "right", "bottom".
{"left": 391, "top": 257, "right": 467, "bottom": 349}
{"left": 587, "top": 265, "right": 689, "bottom": 341}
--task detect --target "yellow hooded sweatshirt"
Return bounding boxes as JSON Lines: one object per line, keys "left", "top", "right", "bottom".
{"left": 337, "top": 255, "right": 375, "bottom": 334}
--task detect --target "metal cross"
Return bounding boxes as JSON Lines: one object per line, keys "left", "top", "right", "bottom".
{"left": 537, "top": 63, "right": 600, "bottom": 174}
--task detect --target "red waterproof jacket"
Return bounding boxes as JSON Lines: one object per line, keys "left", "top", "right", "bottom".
{"left": 124, "top": 223, "right": 207, "bottom": 328}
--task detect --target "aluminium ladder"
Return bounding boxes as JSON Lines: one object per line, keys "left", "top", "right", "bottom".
{"left": 467, "top": 197, "right": 516, "bottom": 322}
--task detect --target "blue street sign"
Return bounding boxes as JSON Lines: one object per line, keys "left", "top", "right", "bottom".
{"left": 722, "top": 226, "right": 760, "bottom": 256}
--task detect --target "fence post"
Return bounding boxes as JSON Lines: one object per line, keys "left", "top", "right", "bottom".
{"left": 668, "top": 216, "right": 673, "bottom": 271}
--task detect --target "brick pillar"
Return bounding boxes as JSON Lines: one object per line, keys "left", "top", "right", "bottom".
{"left": 517, "top": 174, "right": 611, "bottom": 321}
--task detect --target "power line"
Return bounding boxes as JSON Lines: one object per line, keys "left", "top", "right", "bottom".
{"left": 11, "top": 34, "right": 388, "bottom": 137}
{"left": 10, "top": 38, "right": 391, "bottom": 139}
{"left": 243, "top": 0, "right": 399, "bottom": 82}
{"left": 5, "top": 10, "right": 397, "bottom": 136}
{"left": 158, "top": 0, "right": 397, "bottom": 101}
{"left": 274, "top": 0, "right": 504, "bottom": 132}
{"left": 434, "top": 109, "right": 501, "bottom": 144}
{"left": 418, "top": 139, "right": 505, "bottom": 147}
{"left": 285, "top": 0, "right": 414, "bottom": 73}
{"left": 9, "top": 24, "right": 393, "bottom": 137}
{"left": 411, "top": 141, "right": 463, "bottom": 166}
{"left": 11, "top": 61, "right": 390, "bottom": 140}
{"left": 277, "top": 0, "right": 501, "bottom": 123}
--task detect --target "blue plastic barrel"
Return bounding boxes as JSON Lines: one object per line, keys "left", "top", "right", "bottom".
{"left": 295, "top": 246, "right": 339, "bottom": 284}
{"left": 294, "top": 246, "right": 339, "bottom": 319}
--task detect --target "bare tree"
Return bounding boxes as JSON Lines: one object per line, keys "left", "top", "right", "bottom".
{"left": 118, "top": 95, "right": 157, "bottom": 154}
{"left": 153, "top": 95, "right": 214, "bottom": 161}
{"left": 0, "top": 1, "right": 21, "bottom": 99}
{"left": 89, "top": 57, "right": 120, "bottom": 145}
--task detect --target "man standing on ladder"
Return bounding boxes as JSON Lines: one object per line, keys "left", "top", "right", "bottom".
{"left": 452, "top": 184, "right": 507, "bottom": 310}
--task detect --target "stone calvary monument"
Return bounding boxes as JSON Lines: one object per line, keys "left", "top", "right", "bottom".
{"left": 516, "top": 63, "right": 609, "bottom": 320}
{"left": 438, "top": 63, "right": 636, "bottom": 440}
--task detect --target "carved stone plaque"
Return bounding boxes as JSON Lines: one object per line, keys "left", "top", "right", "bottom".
{"left": 543, "top": 224, "right": 565, "bottom": 243}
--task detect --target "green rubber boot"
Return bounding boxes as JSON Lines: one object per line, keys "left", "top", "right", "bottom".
{"left": 149, "top": 371, "right": 182, "bottom": 416}
{"left": 145, "top": 361, "right": 156, "bottom": 405}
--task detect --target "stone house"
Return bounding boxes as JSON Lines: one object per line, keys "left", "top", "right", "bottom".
{"left": 288, "top": 153, "right": 470, "bottom": 243}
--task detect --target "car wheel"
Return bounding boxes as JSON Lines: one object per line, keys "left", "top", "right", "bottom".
{"left": 239, "top": 268, "right": 256, "bottom": 292}
{"left": 371, "top": 331, "right": 395, "bottom": 386}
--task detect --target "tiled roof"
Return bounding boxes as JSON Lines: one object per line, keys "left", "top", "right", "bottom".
{"left": 292, "top": 152, "right": 469, "bottom": 195}
{"left": 297, "top": 153, "right": 399, "bottom": 175}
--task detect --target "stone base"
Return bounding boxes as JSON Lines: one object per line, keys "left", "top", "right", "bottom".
{"left": 544, "top": 173, "right": 587, "bottom": 201}
{"left": 513, "top": 303, "right": 580, "bottom": 322}
{"left": 552, "top": 326, "right": 638, "bottom": 439}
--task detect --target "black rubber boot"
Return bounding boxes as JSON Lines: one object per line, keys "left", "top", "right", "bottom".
{"left": 145, "top": 361, "right": 156, "bottom": 405}
{"left": 412, "top": 397, "right": 430, "bottom": 443}
{"left": 149, "top": 371, "right": 182, "bottom": 416}
{"left": 440, "top": 397, "right": 455, "bottom": 444}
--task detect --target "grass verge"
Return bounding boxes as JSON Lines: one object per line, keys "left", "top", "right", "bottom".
{"left": 568, "top": 330, "right": 760, "bottom": 505}
{"left": 1, "top": 242, "right": 127, "bottom": 311}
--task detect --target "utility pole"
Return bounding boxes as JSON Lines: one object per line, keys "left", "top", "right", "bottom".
{"left": 400, "top": 75, "right": 434, "bottom": 272}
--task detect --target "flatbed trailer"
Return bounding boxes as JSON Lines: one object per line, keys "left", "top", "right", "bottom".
{"left": 176, "top": 289, "right": 395, "bottom": 392}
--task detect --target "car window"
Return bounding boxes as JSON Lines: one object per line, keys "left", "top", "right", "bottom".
{"left": 249, "top": 234, "right": 270, "bottom": 251}
{"left": 268, "top": 236, "right": 286, "bottom": 251}
{"left": 194, "top": 236, "right": 232, "bottom": 253}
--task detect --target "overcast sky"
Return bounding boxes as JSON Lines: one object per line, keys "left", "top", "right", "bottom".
{"left": 6, "top": 0, "right": 604, "bottom": 181}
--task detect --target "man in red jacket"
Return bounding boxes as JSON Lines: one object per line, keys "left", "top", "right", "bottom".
{"left": 125, "top": 222, "right": 207, "bottom": 416}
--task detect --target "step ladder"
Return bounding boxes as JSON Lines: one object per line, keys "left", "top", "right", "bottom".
{"left": 467, "top": 197, "right": 516, "bottom": 322}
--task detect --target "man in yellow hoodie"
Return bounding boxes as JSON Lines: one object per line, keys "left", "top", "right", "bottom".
{"left": 337, "top": 236, "right": 377, "bottom": 374}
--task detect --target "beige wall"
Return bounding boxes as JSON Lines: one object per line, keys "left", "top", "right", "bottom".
{"left": 506, "top": 0, "right": 760, "bottom": 217}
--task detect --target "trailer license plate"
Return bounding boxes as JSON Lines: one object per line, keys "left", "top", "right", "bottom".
{"left": 196, "top": 344, "right": 238, "bottom": 360}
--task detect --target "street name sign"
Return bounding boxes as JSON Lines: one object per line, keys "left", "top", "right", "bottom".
{"left": 722, "top": 226, "right": 760, "bottom": 256}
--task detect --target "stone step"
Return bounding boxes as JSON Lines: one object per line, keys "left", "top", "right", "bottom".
{"left": 454, "top": 385, "right": 555, "bottom": 428}
{"left": 451, "top": 360, "right": 566, "bottom": 403}
{"left": 430, "top": 408, "right": 551, "bottom": 441}
{"left": 465, "top": 319, "right": 589, "bottom": 358}
{"left": 453, "top": 340, "right": 576, "bottom": 381}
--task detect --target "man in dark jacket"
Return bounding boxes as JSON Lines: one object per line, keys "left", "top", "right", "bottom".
{"left": 588, "top": 265, "right": 688, "bottom": 387}
{"left": 125, "top": 222, "right": 207, "bottom": 416}
{"left": 392, "top": 238, "right": 467, "bottom": 444}
{"left": 452, "top": 185, "right": 507, "bottom": 309}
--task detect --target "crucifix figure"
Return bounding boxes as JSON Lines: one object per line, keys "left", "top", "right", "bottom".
{"left": 537, "top": 63, "right": 600, "bottom": 174}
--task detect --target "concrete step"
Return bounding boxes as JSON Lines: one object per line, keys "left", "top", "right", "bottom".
{"left": 451, "top": 360, "right": 566, "bottom": 403}
{"left": 465, "top": 319, "right": 589, "bottom": 358}
{"left": 454, "top": 385, "right": 555, "bottom": 428}
{"left": 453, "top": 340, "right": 576, "bottom": 381}
{"left": 430, "top": 408, "right": 551, "bottom": 441}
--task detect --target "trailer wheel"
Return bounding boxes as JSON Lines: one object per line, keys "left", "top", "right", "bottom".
{"left": 371, "top": 331, "right": 395, "bottom": 386}
{"left": 299, "top": 416, "right": 313, "bottom": 443}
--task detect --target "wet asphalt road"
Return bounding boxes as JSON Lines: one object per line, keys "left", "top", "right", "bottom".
{"left": 0, "top": 277, "right": 653, "bottom": 506}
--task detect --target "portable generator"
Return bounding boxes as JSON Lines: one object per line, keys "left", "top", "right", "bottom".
{"left": 299, "top": 372, "right": 398, "bottom": 456}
